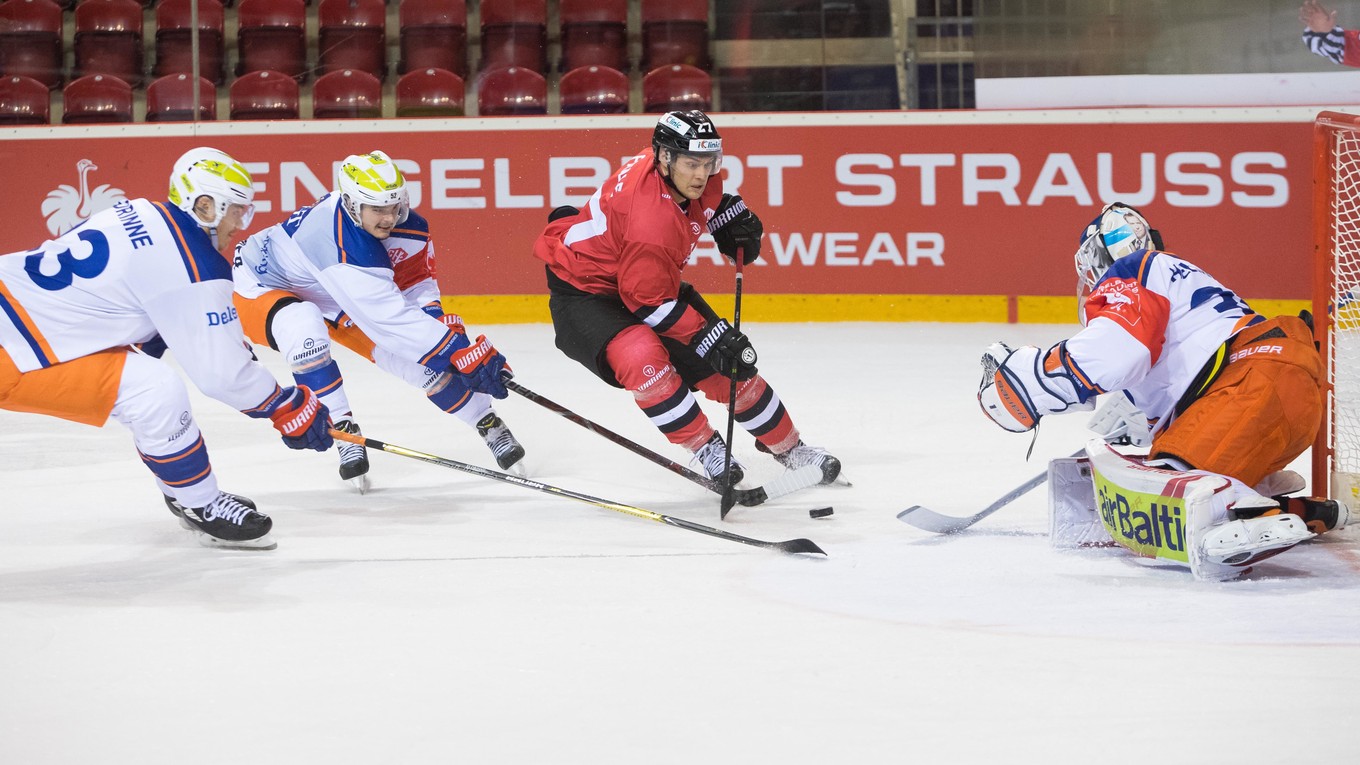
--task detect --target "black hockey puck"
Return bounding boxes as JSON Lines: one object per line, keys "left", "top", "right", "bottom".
{"left": 809, "top": 507, "right": 834, "bottom": 519}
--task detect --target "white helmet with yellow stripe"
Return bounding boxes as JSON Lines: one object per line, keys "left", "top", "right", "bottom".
{"left": 168, "top": 147, "right": 256, "bottom": 229}
{"left": 337, "top": 150, "right": 409, "bottom": 226}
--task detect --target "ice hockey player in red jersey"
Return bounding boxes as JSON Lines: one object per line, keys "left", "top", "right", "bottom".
{"left": 532, "top": 110, "right": 840, "bottom": 487}
{"left": 0, "top": 148, "right": 334, "bottom": 550}
{"left": 977, "top": 202, "right": 1348, "bottom": 580}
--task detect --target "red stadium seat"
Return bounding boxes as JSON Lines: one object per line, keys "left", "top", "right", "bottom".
{"left": 642, "top": 64, "right": 712, "bottom": 112}
{"left": 641, "top": 0, "right": 710, "bottom": 72}
{"left": 74, "top": 0, "right": 144, "bottom": 87}
{"left": 237, "top": 0, "right": 307, "bottom": 80}
{"left": 312, "top": 68, "right": 382, "bottom": 119}
{"left": 146, "top": 73, "right": 216, "bottom": 122}
{"left": 229, "top": 69, "right": 300, "bottom": 120}
{"left": 559, "top": 65, "right": 628, "bottom": 115}
{"left": 560, "top": 0, "right": 627, "bottom": 73}
{"left": 154, "top": 0, "right": 226, "bottom": 85}
{"left": 476, "top": 66, "right": 545, "bottom": 116}
{"left": 0, "top": 74, "right": 49, "bottom": 124}
{"left": 479, "top": 0, "right": 547, "bottom": 75}
{"left": 62, "top": 73, "right": 133, "bottom": 124}
{"left": 0, "top": 0, "right": 64, "bottom": 90}
{"left": 318, "top": 0, "right": 386, "bottom": 80}
{"left": 396, "top": 67, "right": 464, "bottom": 117}
{"left": 399, "top": 0, "right": 467, "bottom": 78}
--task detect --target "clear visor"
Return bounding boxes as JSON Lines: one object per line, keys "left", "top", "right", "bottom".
{"left": 671, "top": 150, "right": 723, "bottom": 175}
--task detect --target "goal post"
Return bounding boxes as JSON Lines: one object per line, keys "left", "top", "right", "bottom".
{"left": 1313, "top": 110, "right": 1360, "bottom": 503}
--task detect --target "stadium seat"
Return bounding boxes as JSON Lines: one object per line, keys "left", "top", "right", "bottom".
{"left": 318, "top": 0, "right": 387, "bottom": 80}
{"left": 476, "top": 66, "right": 545, "bottom": 116}
{"left": 312, "top": 68, "right": 382, "bottom": 119}
{"left": 229, "top": 69, "right": 300, "bottom": 120}
{"left": 396, "top": 67, "right": 464, "bottom": 117}
{"left": 642, "top": 64, "right": 712, "bottom": 112}
{"left": 146, "top": 73, "right": 216, "bottom": 122}
{"left": 0, "top": 0, "right": 64, "bottom": 90}
{"left": 237, "top": 0, "right": 307, "bottom": 80}
{"left": 73, "top": 0, "right": 144, "bottom": 87}
{"left": 62, "top": 73, "right": 133, "bottom": 124}
{"left": 154, "top": 0, "right": 226, "bottom": 85}
{"left": 559, "top": 65, "right": 628, "bottom": 115}
{"left": 560, "top": 0, "right": 627, "bottom": 73}
{"left": 641, "top": 0, "right": 711, "bottom": 72}
{"left": 398, "top": 0, "right": 467, "bottom": 79}
{"left": 0, "top": 74, "right": 49, "bottom": 124}
{"left": 479, "top": 0, "right": 547, "bottom": 75}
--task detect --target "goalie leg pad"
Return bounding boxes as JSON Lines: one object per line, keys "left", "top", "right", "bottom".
{"left": 1048, "top": 456, "right": 1114, "bottom": 548}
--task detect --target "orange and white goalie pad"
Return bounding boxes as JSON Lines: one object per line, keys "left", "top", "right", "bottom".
{"left": 1050, "top": 439, "right": 1313, "bottom": 581}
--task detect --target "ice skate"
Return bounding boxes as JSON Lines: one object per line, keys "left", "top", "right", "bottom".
{"left": 1288, "top": 497, "right": 1351, "bottom": 535}
{"left": 757, "top": 439, "right": 844, "bottom": 485}
{"left": 1200, "top": 514, "right": 1312, "bottom": 567}
{"left": 333, "top": 417, "right": 371, "bottom": 493}
{"left": 477, "top": 413, "right": 526, "bottom": 473}
{"left": 163, "top": 492, "right": 255, "bottom": 531}
{"left": 692, "top": 432, "right": 745, "bottom": 486}
{"left": 176, "top": 492, "right": 276, "bottom": 551}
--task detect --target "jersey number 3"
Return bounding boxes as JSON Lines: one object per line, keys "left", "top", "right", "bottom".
{"left": 24, "top": 229, "right": 111, "bottom": 291}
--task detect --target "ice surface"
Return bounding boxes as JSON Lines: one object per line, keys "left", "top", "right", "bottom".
{"left": 2, "top": 323, "right": 1356, "bottom": 764}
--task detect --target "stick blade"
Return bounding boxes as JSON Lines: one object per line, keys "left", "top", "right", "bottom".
{"left": 772, "top": 537, "right": 827, "bottom": 556}
{"left": 895, "top": 505, "right": 980, "bottom": 535}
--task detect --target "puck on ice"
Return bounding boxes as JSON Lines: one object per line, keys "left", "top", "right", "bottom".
{"left": 809, "top": 507, "right": 834, "bottom": 519}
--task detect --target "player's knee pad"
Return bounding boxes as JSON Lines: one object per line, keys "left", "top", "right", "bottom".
{"left": 109, "top": 352, "right": 200, "bottom": 454}
{"left": 269, "top": 301, "right": 333, "bottom": 374}
{"left": 605, "top": 325, "right": 672, "bottom": 395}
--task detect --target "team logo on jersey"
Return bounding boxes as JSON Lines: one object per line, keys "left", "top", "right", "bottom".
{"left": 691, "top": 222, "right": 702, "bottom": 236}
{"left": 388, "top": 246, "right": 414, "bottom": 264}
{"left": 42, "top": 159, "right": 127, "bottom": 237}
{"left": 1092, "top": 278, "right": 1143, "bottom": 327}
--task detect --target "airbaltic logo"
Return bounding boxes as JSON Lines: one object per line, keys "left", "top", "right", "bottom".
{"left": 1097, "top": 483, "right": 1185, "bottom": 553}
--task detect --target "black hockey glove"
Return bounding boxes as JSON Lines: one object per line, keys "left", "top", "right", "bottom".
{"left": 708, "top": 194, "right": 762, "bottom": 265}
{"left": 692, "top": 318, "right": 758, "bottom": 381}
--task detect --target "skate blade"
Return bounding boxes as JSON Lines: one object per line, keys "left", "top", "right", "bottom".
{"left": 191, "top": 530, "right": 277, "bottom": 551}
{"left": 504, "top": 460, "right": 528, "bottom": 477}
{"left": 347, "top": 473, "right": 372, "bottom": 495}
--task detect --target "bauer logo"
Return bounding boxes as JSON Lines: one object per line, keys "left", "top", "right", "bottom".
{"left": 206, "top": 306, "right": 239, "bottom": 327}
{"left": 1096, "top": 482, "right": 1187, "bottom": 561}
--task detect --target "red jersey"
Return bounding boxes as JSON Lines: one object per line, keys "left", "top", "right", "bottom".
{"left": 533, "top": 148, "right": 723, "bottom": 344}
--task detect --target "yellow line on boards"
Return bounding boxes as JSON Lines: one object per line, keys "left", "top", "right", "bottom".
{"left": 442, "top": 295, "right": 1313, "bottom": 325}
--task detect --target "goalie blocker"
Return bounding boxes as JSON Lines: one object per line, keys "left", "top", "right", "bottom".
{"left": 1048, "top": 439, "right": 1331, "bottom": 581}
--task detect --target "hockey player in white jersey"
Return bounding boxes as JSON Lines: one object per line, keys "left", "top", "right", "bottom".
{"left": 977, "top": 203, "right": 1348, "bottom": 580}
{"left": 0, "top": 148, "right": 334, "bottom": 550}
{"left": 232, "top": 150, "right": 523, "bottom": 492}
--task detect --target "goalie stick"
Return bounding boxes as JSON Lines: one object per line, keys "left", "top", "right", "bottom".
{"left": 896, "top": 448, "right": 1084, "bottom": 534}
{"left": 506, "top": 380, "right": 823, "bottom": 508}
{"left": 330, "top": 428, "right": 826, "bottom": 556}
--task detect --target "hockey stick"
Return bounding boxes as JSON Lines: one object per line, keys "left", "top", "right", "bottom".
{"left": 896, "top": 448, "right": 1085, "bottom": 534}
{"left": 719, "top": 249, "right": 746, "bottom": 520}
{"left": 330, "top": 428, "right": 826, "bottom": 556}
{"left": 505, "top": 380, "right": 821, "bottom": 507}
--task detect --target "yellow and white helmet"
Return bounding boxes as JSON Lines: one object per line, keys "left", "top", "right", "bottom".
{"left": 168, "top": 147, "right": 255, "bottom": 228}
{"left": 336, "top": 150, "right": 409, "bottom": 225}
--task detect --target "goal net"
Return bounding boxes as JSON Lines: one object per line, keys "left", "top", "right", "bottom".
{"left": 1314, "top": 111, "right": 1360, "bottom": 503}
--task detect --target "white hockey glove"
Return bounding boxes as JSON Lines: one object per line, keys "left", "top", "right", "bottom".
{"left": 977, "top": 342, "right": 1091, "bottom": 433}
{"left": 1087, "top": 392, "right": 1151, "bottom": 448}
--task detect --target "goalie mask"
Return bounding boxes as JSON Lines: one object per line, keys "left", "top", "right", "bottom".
{"left": 168, "top": 147, "right": 256, "bottom": 229}
{"left": 337, "top": 150, "right": 409, "bottom": 226}
{"left": 1075, "top": 202, "right": 1163, "bottom": 299}
{"left": 652, "top": 110, "right": 723, "bottom": 174}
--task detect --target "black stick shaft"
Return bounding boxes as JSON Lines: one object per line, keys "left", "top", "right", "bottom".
{"left": 720, "top": 251, "right": 746, "bottom": 519}
{"left": 329, "top": 429, "right": 825, "bottom": 556}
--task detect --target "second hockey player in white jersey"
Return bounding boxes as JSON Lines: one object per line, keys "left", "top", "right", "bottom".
{"left": 232, "top": 151, "right": 524, "bottom": 492}
{"left": 0, "top": 148, "right": 334, "bottom": 550}
{"left": 978, "top": 203, "right": 1348, "bottom": 580}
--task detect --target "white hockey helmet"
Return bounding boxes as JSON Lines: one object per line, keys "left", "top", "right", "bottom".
{"left": 1075, "top": 202, "right": 1160, "bottom": 296}
{"left": 168, "top": 147, "right": 256, "bottom": 229}
{"left": 336, "top": 150, "right": 409, "bottom": 226}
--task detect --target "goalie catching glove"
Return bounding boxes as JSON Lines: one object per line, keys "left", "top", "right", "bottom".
{"left": 692, "top": 317, "right": 758, "bottom": 380}
{"left": 452, "top": 334, "right": 511, "bottom": 399}
{"left": 708, "top": 194, "right": 762, "bottom": 265}
{"left": 977, "top": 342, "right": 1092, "bottom": 432}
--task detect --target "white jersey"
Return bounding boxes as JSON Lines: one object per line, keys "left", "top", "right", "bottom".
{"left": 1061, "top": 249, "right": 1263, "bottom": 434}
{"left": 233, "top": 194, "right": 454, "bottom": 371}
{"left": 0, "top": 198, "right": 279, "bottom": 411}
